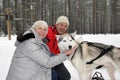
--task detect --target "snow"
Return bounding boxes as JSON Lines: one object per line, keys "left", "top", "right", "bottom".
{"left": 0, "top": 34, "right": 120, "bottom": 80}
{"left": 78, "top": 34, "right": 120, "bottom": 47}
{"left": 0, "top": 35, "right": 16, "bottom": 80}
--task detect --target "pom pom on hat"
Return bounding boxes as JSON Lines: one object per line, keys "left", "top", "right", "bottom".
{"left": 56, "top": 16, "right": 69, "bottom": 26}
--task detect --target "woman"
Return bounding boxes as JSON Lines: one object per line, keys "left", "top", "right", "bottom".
{"left": 6, "top": 20, "right": 76, "bottom": 80}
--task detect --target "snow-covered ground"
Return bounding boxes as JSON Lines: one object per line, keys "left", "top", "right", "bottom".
{"left": 80, "top": 34, "right": 120, "bottom": 47}
{"left": 0, "top": 34, "right": 120, "bottom": 80}
{"left": 0, "top": 35, "right": 16, "bottom": 80}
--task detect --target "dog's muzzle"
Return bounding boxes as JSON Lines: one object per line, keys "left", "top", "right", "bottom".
{"left": 68, "top": 45, "right": 72, "bottom": 50}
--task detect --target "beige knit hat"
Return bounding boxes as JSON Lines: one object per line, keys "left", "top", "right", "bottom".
{"left": 56, "top": 16, "right": 69, "bottom": 26}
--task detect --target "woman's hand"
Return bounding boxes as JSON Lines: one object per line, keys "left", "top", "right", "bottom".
{"left": 64, "top": 46, "right": 77, "bottom": 55}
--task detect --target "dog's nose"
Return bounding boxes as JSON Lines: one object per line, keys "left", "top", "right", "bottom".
{"left": 69, "top": 45, "right": 72, "bottom": 50}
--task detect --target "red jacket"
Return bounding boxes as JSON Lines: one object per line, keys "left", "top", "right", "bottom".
{"left": 46, "top": 25, "right": 60, "bottom": 54}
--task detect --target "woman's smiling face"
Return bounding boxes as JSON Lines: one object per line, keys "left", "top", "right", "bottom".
{"left": 35, "top": 24, "right": 48, "bottom": 39}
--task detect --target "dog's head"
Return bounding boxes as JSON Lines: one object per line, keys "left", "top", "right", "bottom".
{"left": 57, "top": 32, "right": 83, "bottom": 52}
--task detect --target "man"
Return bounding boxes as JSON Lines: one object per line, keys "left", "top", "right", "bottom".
{"left": 46, "top": 16, "right": 70, "bottom": 80}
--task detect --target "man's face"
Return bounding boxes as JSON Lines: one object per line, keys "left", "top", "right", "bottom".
{"left": 56, "top": 22, "right": 69, "bottom": 35}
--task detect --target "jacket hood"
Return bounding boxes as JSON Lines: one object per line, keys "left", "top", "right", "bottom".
{"left": 15, "top": 28, "right": 44, "bottom": 47}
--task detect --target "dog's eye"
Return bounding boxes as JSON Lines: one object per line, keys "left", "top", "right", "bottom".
{"left": 63, "top": 40, "right": 66, "bottom": 42}
{"left": 70, "top": 40, "right": 72, "bottom": 41}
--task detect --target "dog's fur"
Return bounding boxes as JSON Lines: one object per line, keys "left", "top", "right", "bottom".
{"left": 57, "top": 32, "right": 120, "bottom": 80}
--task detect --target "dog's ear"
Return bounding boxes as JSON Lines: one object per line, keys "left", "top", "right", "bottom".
{"left": 71, "top": 31, "right": 77, "bottom": 37}
{"left": 75, "top": 35, "right": 83, "bottom": 43}
{"left": 56, "top": 35, "right": 63, "bottom": 42}
{"left": 70, "top": 31, "right": 83, "bottom": 43}
{"left": 56, "top": 35, "right": 60, "bottom": 41}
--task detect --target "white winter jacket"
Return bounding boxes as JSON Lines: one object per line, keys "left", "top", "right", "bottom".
{"left": 6, "top": 28, "right": 67, "bottom": 80}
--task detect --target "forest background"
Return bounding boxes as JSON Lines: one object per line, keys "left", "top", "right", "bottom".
{"left": 0, "top": 0, "right": 120, "bottom": 36}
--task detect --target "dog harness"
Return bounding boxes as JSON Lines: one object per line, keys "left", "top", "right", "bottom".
{"left": 71, "top": 43, "right": 83, "bottom": 60}
{"left": 92, "top": 71, "right": 104, "bottom": 80}
{"left": 86, "top": 42, "right": 114, "bottom": 64}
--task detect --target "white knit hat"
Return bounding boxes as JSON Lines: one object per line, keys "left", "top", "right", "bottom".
{"left": 32, "top": 20, "right": 48, "bottom": 29}
{"left": 56, "top": 16, "right": 69, "bottom": 26}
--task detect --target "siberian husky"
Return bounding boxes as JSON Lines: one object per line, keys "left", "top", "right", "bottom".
{"left": 57, "top": 32, "right": 120, "bottom": 80}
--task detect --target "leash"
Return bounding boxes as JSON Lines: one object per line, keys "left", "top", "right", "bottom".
{"left": 70, "top": 34, "right": 83, "bottom": 60}
{"left": 86, "top": 44, "right": 114, "bottom": 64}
{"left": 71, "top": 47, "right": 78, "bottom": 60}
{"left": 70, "top": 34, "right": 77, "bottom": 60}
{"left": 71, "top": 43, "right": 83, "bottom": 60}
